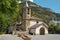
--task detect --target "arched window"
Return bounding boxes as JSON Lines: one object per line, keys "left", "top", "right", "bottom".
{"left": 27, "top": 8, "right": 29, "bottom": 14}
{"left": 36, "top": 21, "right": 39, "bottom": 23}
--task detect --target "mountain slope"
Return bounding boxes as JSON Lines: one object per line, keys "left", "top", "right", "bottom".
{"left": 19, "top": 1, "right": 60, "bottom": 24}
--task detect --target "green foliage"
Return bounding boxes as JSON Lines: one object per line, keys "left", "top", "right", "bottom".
{"left": 48, "top": 24, "right": 60, "bottom": 34}
{"left": 21, "top": 0, "right": 26, "bottom": 2}
{"left": 54, "top": 13, "right": 60, "bottom": 21}
{"left": 0, "top": 0, "right": 21, "bottom": 34}
{"left": 55, "top": 24, "right": 60, "bottom": 34}
{"left": 48, "top": 25, "right": 56, "bottom": 34}
{"left": 0, "top": 13, "right": 7, "bottom": 34}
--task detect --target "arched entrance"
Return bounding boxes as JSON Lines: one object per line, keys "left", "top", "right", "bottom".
{"left": 40, "top": 27, "right": 45, "bottom": 35}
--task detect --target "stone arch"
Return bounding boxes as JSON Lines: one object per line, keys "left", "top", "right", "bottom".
{"left": 40, "top": 27, "right": 45, "bottom": 35}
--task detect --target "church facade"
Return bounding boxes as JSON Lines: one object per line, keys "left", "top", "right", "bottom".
{"left": 21, "top": 1, "right": 48, "bottom": 35}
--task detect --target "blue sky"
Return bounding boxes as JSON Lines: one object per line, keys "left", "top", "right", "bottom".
{"left": 33, "top": 0, "right": 60, "bottom": 13}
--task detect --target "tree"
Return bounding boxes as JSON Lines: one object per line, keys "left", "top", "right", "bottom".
{"left": 55, "top": 24, "right": 60, "bottom": 34}
{"left": 48, "top": 24, "right": 56, "bottom": 34}
{"left": 48, "top": 24, "right": 60, "bottom": 34}
{"left": 0, "top": 0, "right": 19, "bottom": 34}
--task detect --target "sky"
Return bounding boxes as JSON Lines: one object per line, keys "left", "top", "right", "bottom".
{"left": 33, "top": 0, "right": 60, "bottom": 13}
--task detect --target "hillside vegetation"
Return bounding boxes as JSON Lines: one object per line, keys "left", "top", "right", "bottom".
{"left": 19, "top": 1, "right": 60, "bottom": 34}
{"left": 19, "top": 1, "right": 60, "bottom": 24}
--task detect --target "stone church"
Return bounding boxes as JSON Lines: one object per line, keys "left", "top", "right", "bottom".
{"left": 12, "top": 1, "right": 48, "bottom": 35}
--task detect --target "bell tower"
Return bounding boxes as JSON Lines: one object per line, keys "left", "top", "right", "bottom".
{"left": 22, "top": 1, "right": 31, "bottom": 31}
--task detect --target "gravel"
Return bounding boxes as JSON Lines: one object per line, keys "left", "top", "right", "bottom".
{"left": 0, "top": 34, "right": 60, "bottom": 40}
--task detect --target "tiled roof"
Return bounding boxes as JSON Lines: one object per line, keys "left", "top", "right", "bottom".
{"left": 30, "top": 24, "right": 40, "bottom": 29}
{"left": 30, "top": 23, "right": 48, "bottom": 29}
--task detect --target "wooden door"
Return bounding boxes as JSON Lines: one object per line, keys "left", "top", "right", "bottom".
{"left": 40, "top": 27, "right": 45, "bottom": 35}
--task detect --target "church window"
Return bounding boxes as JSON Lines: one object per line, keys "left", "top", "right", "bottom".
{"left": 27, "top": 8, "right": 29, "bottom": 14}
{"left": 36, "top": 21, "right": 39, "bottom": 23}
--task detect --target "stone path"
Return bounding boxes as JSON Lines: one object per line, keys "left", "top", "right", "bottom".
{"left": 0, "top": 34, "right": 23, "bottom": 40}
{"left": 30, "top": 34, "right": 60, "bottom": 40}
{"left": 0, "top": 34, "right": 60, "bottom": 40}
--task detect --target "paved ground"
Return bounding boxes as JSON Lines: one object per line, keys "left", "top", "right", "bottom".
{"left": 0, "top": 34, "right": 60, "bottom": 40}
{"left": 30, "top": 34, "right": 60, "bottom": 40}
{"left": 0, "top": 34, "right": 23, "bottom": 40}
